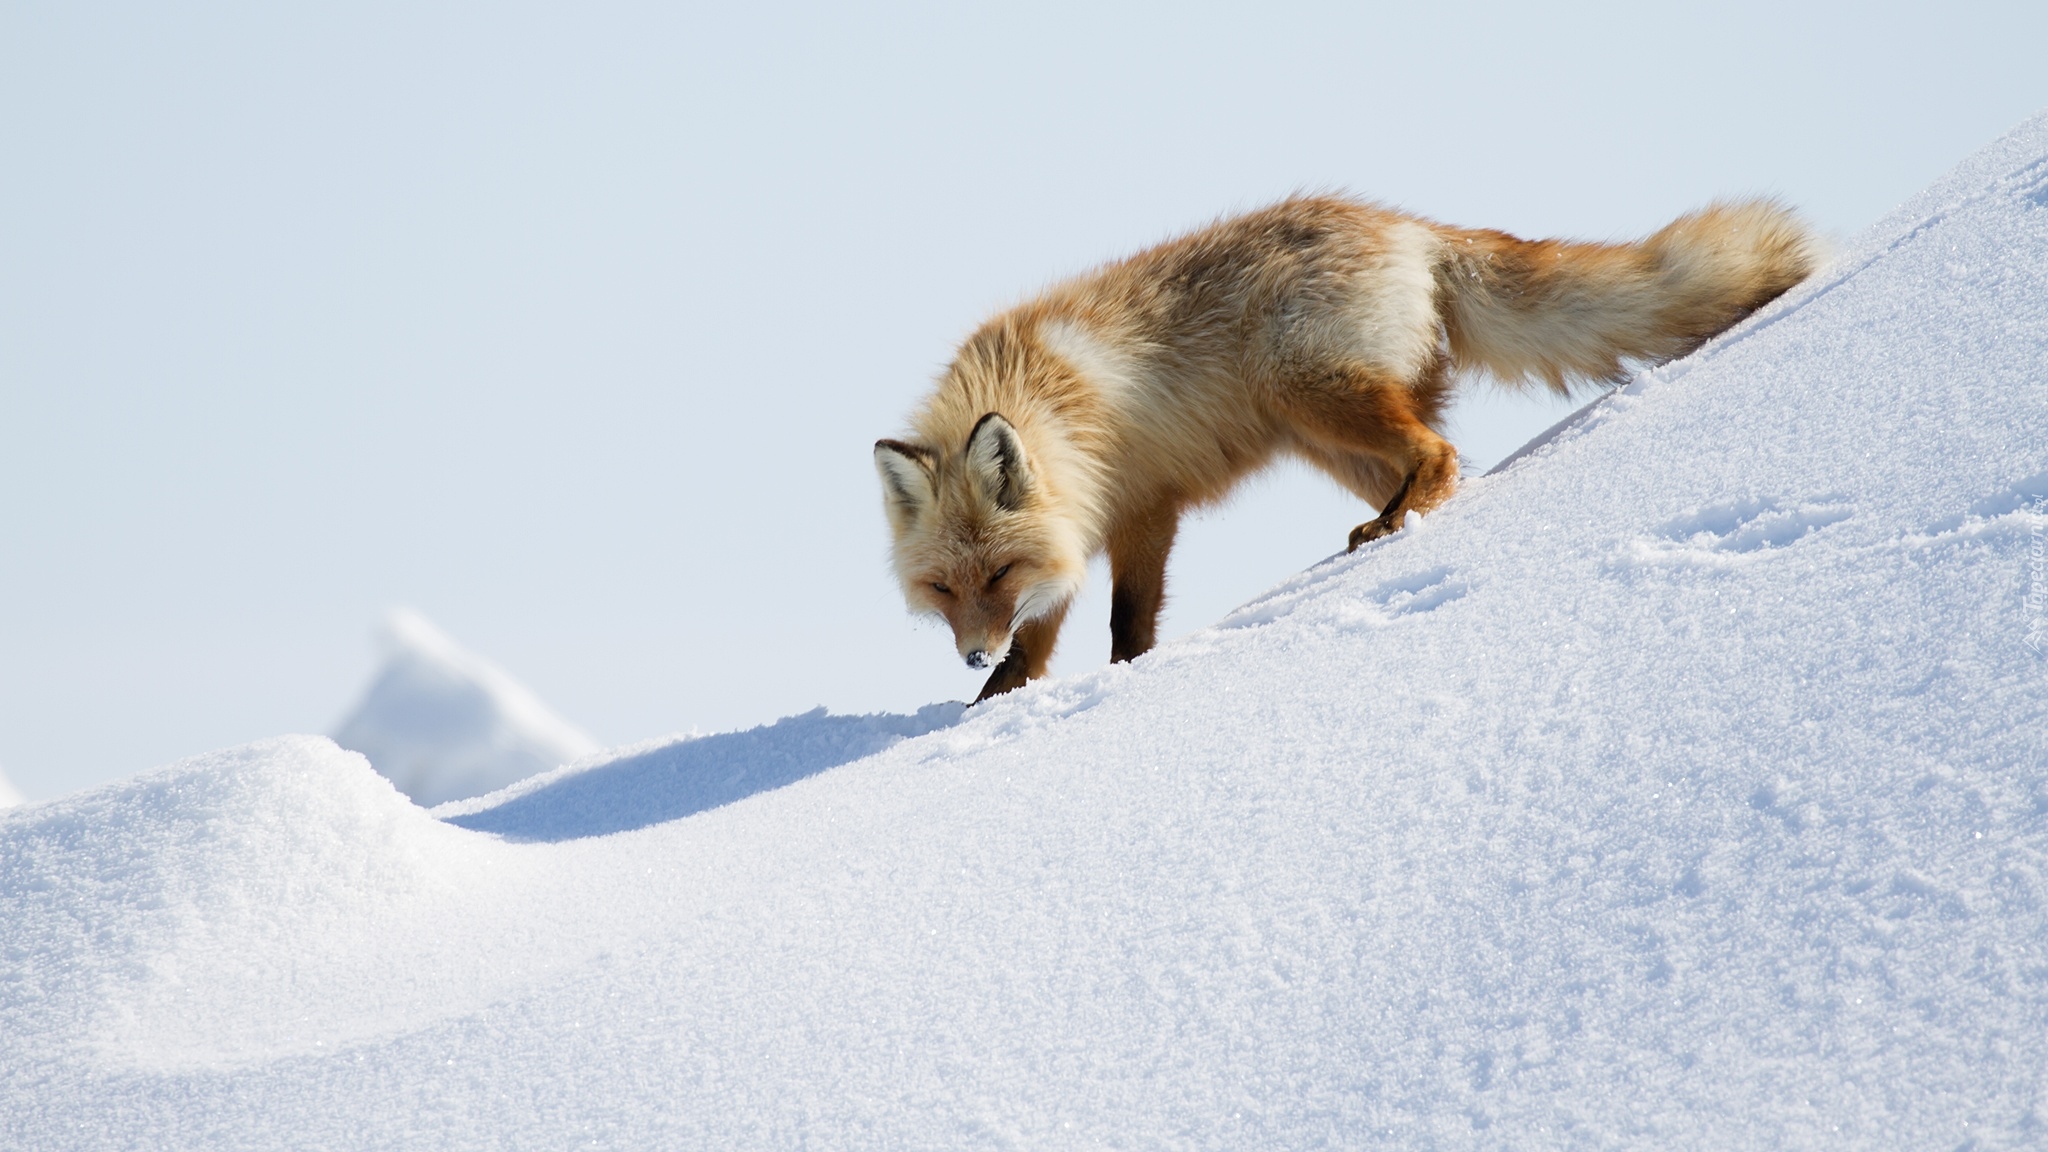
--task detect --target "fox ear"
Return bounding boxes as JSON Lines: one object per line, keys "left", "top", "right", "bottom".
{"left": 965, "top": 413, "right": 1033, "bottom": 511}
{"left": 874, "top": 439, "right": 936, "bottom": 528}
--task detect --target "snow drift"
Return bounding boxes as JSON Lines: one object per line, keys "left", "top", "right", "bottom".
{"left": 331, "top": 608, "right": 600, "bottom": 805}
{"left": 3, "top": 115, "right": 2047, "bottom": 1149}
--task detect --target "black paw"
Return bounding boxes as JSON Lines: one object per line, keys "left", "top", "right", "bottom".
{"left": 1347, "top": 515, "right": 1402, "bottom": 551}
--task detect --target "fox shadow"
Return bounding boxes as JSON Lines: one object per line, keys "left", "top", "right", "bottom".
{"left": 442, "top": 703, "right": 966, "bottom": 843}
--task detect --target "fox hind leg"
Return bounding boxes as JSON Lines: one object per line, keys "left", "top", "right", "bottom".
{"left": 1348, "top": 471, "right": 1420, "bottom": 549}
{"left": 1278, "top": 361, "right": 1459, "bottom": 550}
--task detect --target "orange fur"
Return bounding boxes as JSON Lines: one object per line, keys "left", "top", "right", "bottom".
{"left": 877, "top": 195, "right": 1821, "bottom": 700}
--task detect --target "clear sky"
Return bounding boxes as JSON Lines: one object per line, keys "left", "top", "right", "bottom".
{"left": 3, "top": 0, "right": 2044, "bottom": 800}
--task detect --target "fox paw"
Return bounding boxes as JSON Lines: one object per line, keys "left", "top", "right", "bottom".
{"left": 1348, "top": 516, "right": 1400, "bottom": 551}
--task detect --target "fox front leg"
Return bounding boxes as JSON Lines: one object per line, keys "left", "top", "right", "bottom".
{"left": 972, "top": 601, "right": 1071, "bottom": 703}
{"left": 1107, "top": 508, "right": 1179, "bottom": 663}
{"left": 973, "top": 643, "right": 1030, "bottom": 702}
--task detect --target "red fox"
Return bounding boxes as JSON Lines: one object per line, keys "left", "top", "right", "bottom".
{"left": 875, "top": 195, "right": 1819, "bottom": 701}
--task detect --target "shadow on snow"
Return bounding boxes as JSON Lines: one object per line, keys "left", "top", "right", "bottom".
{"left": 442, "top": 703, "right": 965, "bottom": 843}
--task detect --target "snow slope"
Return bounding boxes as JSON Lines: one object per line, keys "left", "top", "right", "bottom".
{"left": 3, "top": 116, "right": 2047, "bottom": 1150}
{"left": 331, "top": 609, "right": 601, "bottom": 805}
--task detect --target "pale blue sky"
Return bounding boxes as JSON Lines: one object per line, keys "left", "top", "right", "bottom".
{"left": 4, "top": 1, "right": 2044, "bottom": 799}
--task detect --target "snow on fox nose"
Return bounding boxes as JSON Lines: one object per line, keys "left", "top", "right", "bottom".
{"left": 960, "top": 635, "right": 1011, "bottom": 670}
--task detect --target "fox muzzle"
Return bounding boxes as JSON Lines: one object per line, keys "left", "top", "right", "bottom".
{"left": 959, "top": 632, "right": 1012, "bottom": 670}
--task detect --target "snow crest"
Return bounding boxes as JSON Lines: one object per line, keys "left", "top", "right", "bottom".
{"left": 332, "top": 609, "right": 600, "bottom": 806}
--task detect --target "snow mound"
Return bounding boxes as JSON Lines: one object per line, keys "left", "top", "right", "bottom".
{"left": 0, "top": 738, "right": 482, "bottom": 1067}
{"left": 332, "top": 609, "right": 600, "bottom": 805}
{"left": 0, "top": 736, "right": 645, "bottom": 1075}
{"left": 3, "top": 114, "right": 2047, "bottom": 1149}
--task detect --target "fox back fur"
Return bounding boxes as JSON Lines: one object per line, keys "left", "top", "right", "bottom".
{"left": 875, "top": 195, "right": 1820, "bottom": 701}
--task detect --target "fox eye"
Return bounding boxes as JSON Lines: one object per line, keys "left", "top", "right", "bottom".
{"left": 987, "top": 564, "right": 1012, "bottom": 587}
{"left": 931, "top": 582, "right": 951, "bottom": 595}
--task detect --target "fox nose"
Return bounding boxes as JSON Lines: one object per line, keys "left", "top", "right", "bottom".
{"left": 964, "top": 649, "right": 990, "bottom": 670}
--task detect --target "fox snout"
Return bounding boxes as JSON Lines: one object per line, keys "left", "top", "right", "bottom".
{"left": 959, "top": 632, "right": 1012, "bottom": 671}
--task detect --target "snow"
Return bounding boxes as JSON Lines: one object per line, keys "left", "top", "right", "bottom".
{"left": 0, "top": 765, "right": 20, "bottom": 808}
{"left": 4, "top": 113, "right": 2048, "bottom": 1149}
{"left": 330, "top": 608, "right": 601, "bottom": 806}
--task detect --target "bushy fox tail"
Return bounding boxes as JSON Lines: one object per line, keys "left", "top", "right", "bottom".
{"left": 1435, "top": 199, "right": 1822, "bottom": 393}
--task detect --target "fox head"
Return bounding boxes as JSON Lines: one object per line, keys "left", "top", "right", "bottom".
{"left": 875, "top": 412, "right": 1086, "bottom": 671}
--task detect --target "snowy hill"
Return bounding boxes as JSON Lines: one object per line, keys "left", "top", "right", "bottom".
{"left": 3, "top": 115, "right": 2047, "bottom": 1149}
{"left": 331, "top": 609, "right": 601, "bottom": 805}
